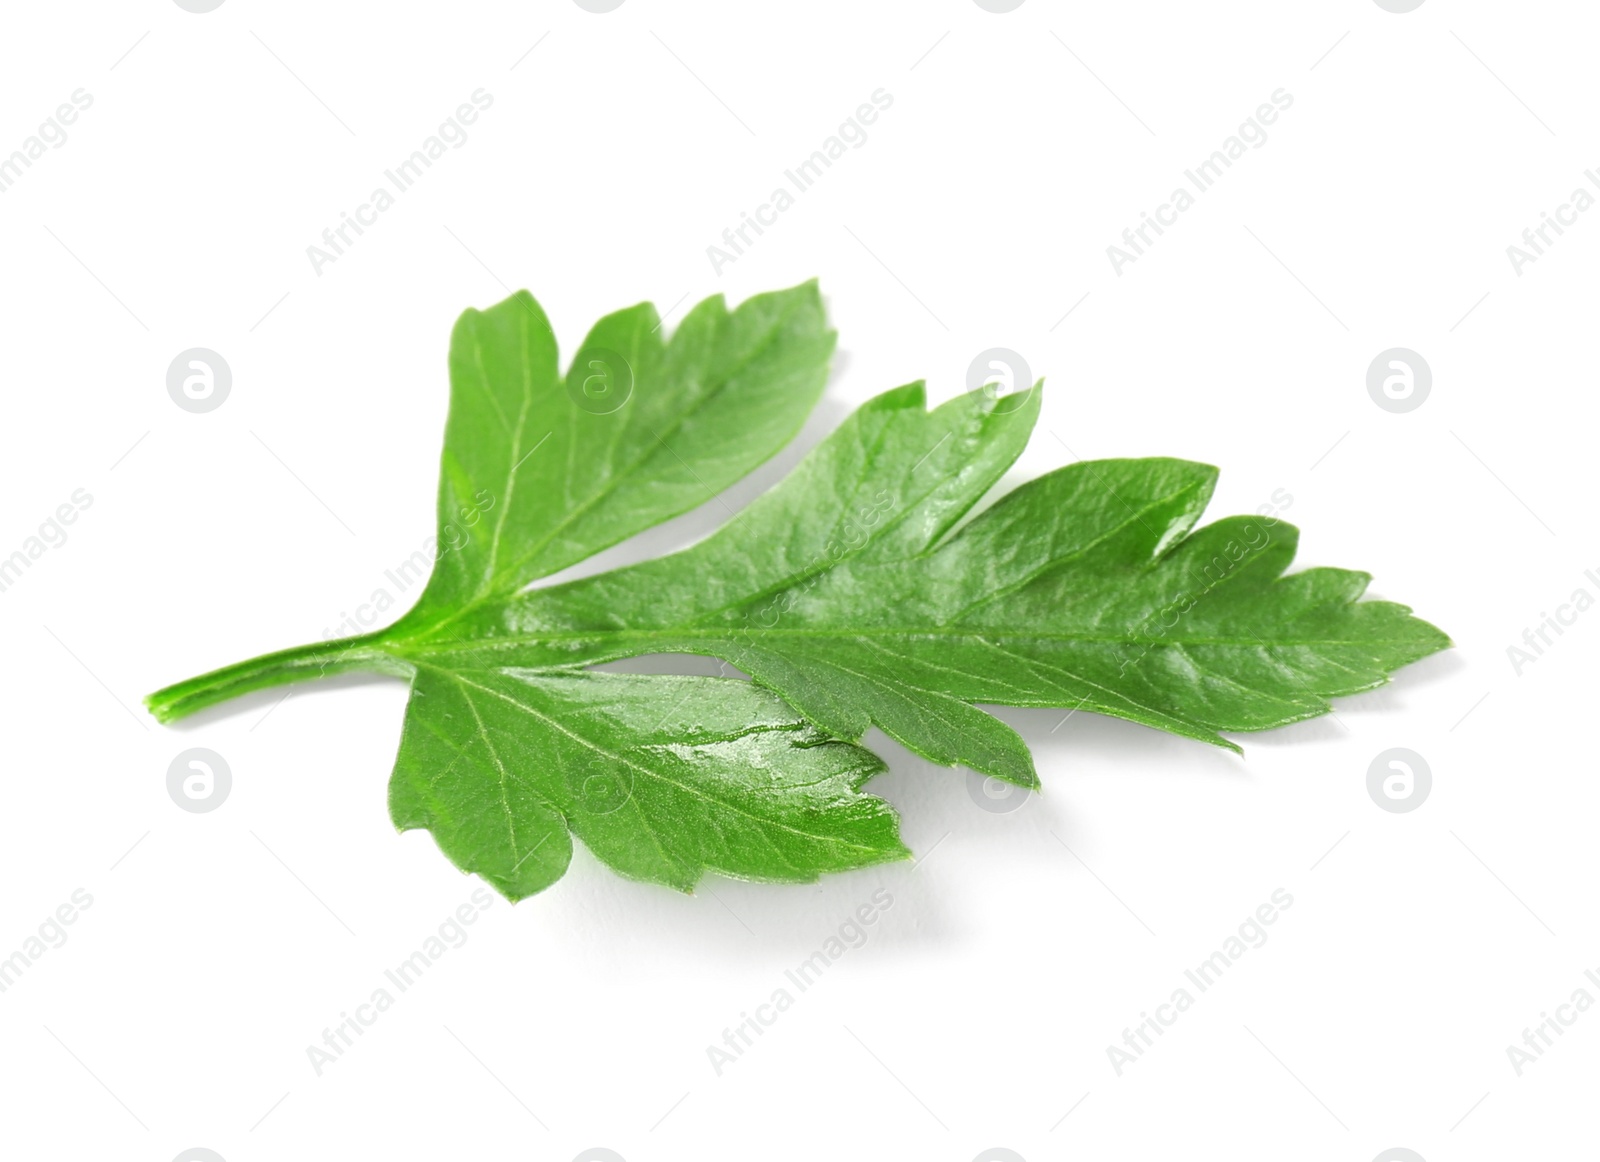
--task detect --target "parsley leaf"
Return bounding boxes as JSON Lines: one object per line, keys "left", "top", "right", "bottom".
{"left": 398, "top": 279, "right": 836, "bottom": 629}
{"left": 389, "top": 670, "right": 902, "bottom": 900}
{"left": 147, "top": 284, "right": 1448, "bottom": 900}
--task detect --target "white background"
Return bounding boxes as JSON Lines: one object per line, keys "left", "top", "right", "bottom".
{"left": 0, "top": 1, "right": 1594, "bottom": 1160}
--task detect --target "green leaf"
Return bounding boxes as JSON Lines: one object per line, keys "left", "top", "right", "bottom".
{"left": 397, "top": 279, "right": 835, "bottom": 632}
{"left": 147, "top": 284, "right": 1449, "bottom": 901}
{"left": 389, "top": 669, "right": 904, "bottom": 901}
{"left": 405, "top": 383, "right": 1448, "bottom": 789}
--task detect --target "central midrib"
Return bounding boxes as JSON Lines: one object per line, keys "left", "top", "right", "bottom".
{"left": 397, "top": 623, "right": 1419, "bottom": 657}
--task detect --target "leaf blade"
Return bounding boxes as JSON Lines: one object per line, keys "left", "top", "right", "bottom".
{"left": 392, "top": 669, "right": 907, "bottom": 898}
{"left": 399, "top": 281, "right": 836, "bottom": 630}
{"left": 405, "top": 389, "right": 1448, "bottom": 783}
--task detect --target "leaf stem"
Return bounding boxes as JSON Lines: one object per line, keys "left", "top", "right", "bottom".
{"left": 144, "top": 634, "right": 408, "bottom": 724}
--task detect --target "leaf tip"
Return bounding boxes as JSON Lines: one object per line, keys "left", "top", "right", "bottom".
{"left": 877, "top": 380, "right": 927, "bottom": 411}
